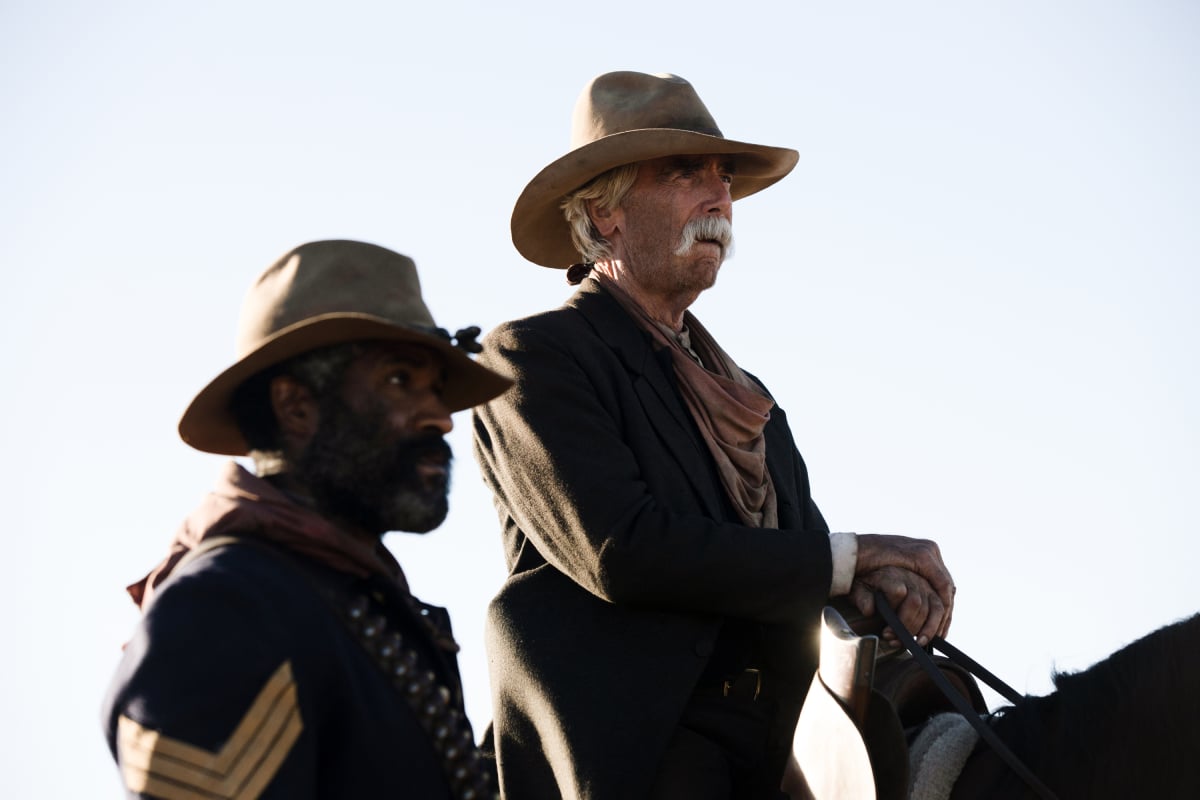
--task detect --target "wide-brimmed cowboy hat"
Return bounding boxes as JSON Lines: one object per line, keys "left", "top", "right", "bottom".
{"left": 178, "top": 239, "right": 512, "bottom": 455}
{"left": 511, "top": 71, "right": 800, "bottom": 269}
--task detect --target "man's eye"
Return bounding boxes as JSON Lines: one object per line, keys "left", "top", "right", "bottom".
{"left": 720, "top": 174, "right": 733, "bottom": 185}
{"left": 387, "top": 372, "right": 410, "bottom": 387}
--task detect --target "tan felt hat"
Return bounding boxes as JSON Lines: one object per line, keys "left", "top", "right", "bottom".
{"left": 511, "top": 71, "right": 799, "bottom": 269}
{"left": 178, "top": 239, "right": 512, "bottom": 455}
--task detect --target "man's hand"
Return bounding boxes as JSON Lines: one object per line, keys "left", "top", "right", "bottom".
{"left": 849, "top": 534, "right": 955, "bottom": 645}
{"left": 849, "top": 566, "right": 948, "bottom": 647}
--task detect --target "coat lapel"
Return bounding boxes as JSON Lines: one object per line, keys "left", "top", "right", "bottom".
{"left": 567, "top": 281, "right": 727, "bottom": 520}
{"left": 763, "top": 404, "right": 801, "bottom": 528}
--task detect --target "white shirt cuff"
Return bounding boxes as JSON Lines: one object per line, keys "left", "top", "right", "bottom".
{"left": 828, "top": 531, "right": 858, "bottom": 596}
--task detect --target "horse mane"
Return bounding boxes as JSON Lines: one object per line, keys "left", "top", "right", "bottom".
{"left": 988, "top": 612, "right": 1200, "bottom": 798}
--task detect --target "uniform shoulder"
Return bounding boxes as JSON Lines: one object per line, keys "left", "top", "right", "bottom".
{"left": 102, "top": 542, "right": 335, "bottom": 794}
{"left": 142, "top": 540, "right": 335, "bottom": 641}
{"left": 171, "top": 538, "right": 315, "bottom": 592}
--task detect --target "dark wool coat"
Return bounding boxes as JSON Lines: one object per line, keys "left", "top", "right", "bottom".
{"left": 472, "top": 279, "right": 834, "bottom": 800}
{"left": 102, "top": 539, "right": 485, "bottom": 799}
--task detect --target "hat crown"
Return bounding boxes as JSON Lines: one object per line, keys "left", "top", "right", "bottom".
{"left": 570, "top": 72, "right": 723, "bottom": 148}
{"left": 236, "top": 240, "right": 436, "bottom": 357}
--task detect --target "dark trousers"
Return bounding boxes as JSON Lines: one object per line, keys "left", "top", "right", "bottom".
{"left": 648, "top": 690, "right": 791, "bottom": 800}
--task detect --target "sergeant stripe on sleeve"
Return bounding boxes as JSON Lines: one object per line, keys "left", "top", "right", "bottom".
{"left": 116, "top": 660, "right": 304, "bottom": 800}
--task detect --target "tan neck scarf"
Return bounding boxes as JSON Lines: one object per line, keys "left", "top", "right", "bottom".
{"left": 595, "top": 273, "right": 778, "bottom": 528}
{"left": 128, "top": 461, "right": 410, "bottom": 609}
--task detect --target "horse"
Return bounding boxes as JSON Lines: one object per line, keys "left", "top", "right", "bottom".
{"left": 794, "top": 609, "right": 1200, "bottom": 800}
{"left": 949, "top": 611, "right": 1200, "bottom": 799}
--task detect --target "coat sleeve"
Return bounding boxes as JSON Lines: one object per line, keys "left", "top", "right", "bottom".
{"left": 103, "top": 559, "right": 319, "bottom": 800}
{"left": 473, "top": 317, "right": 834, "bottom": 625}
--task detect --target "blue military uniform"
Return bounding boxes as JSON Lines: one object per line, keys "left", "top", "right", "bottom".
{"left": 103, "top": 535, "right": 494, "bottom": 799}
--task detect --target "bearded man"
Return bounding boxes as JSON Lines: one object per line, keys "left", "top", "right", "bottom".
{"left": 102, "top": 240, "right": 511, "bottom": 799}
{"left": 473, "top": 72, "right": 957, "bottom": 799}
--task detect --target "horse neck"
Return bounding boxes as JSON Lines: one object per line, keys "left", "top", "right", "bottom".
{"left": 950, "top": 613, "right": 1200, "bottom": 800}
{"left": 947, "top": 699, "right": 1053, "bottom": 800}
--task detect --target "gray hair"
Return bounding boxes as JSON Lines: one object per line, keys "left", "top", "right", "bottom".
{"left": 560, "top": 163, "right": 640, "bottom": 263}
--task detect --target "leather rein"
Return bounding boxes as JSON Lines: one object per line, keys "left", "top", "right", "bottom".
{"left": 873, "top": 592, "right": 1060, "bottom": 800}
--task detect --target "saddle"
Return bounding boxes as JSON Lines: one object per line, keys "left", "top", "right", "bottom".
{"left": 792, "top": 603, "right": 988, "bottom": 800}
{"left": 837, "top": 599, "right": 988, "bottom": 730}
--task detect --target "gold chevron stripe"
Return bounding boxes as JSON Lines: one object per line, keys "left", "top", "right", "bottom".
{"left": 116, "top": 660, "right": 304, "bottom": 800}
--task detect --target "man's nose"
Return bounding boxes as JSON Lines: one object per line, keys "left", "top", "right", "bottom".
{"left": 419, "top": 396, "right": 454, "bottom": 436}
{"left": 702, "top": 168, "right": 733, "bottom": 216}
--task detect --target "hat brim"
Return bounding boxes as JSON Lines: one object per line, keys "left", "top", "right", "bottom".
{"left": 178, "top": 314, "right": 513, "bottom": 455}
{"left": 512, "top": 128, "right": 799, "bottom": 269}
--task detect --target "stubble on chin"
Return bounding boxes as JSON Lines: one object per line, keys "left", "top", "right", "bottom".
{"left": 383, "top": 487, "right": 449, "bottom": 535}
{"left": 675, "top": 244, "right": 724, "bottom": 294}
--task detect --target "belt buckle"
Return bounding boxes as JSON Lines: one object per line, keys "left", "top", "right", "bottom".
{"left": 722, "top": 668, "right": 762, "bottom": 701}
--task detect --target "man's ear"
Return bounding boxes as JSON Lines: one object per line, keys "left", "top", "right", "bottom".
{"left": 587, "top": 198, "right": 621, "bottom": 239}
{"left": 269, "top": 375, "right": 319, "bottom": 447}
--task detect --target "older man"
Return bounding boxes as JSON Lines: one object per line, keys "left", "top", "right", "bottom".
{"left": 102, "top": 240, "right": 511, "bottom": 799}
{"left": 473, "top": 73, "right": 956, "bottom": 799}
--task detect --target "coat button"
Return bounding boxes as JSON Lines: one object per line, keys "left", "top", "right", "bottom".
{"left": 693, "top": 638, "right": 714, "bottom": 657}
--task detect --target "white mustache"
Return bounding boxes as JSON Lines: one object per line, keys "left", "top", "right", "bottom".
{"left": 675, "top": 216, "right": 735, "bottom": 258}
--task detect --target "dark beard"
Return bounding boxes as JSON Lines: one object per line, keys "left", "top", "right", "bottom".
{"left": 294, "top": 397, "right": 453, "bottom": 537}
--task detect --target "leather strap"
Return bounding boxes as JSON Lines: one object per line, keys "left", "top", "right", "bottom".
{"left": 873, "top": 592, "right": 1059, "bottom": 800}
{"left": 930, "top": 635, "right": 1024, "bottom": 706}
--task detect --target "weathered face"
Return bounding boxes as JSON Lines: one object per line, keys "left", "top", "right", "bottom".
{"left": 294, "top": 341, "right": 455, "bottom": 536}
{"left": 609, "top": 154, "right": 735, "bottom": 298}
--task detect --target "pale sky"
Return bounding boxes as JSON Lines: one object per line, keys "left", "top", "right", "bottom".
{"left": 3, "top": 1, "right": 1197, "bottom": 796}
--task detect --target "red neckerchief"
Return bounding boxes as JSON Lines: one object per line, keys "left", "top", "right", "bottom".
{"left": 128, "top": 461, "right": 409, "bottom": 609}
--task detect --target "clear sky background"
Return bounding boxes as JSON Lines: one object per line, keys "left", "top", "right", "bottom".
{"left": 3, "top": 1, "right": 1197, "bottom": 795}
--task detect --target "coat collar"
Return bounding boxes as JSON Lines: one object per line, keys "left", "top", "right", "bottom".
{"left": 565, "top": 276, "right": 689, "bottom": 414}
{"left": 564, "top": 278, "right": 656, "bottom": 371}
{"left": 565, "top": 278, "right": 730, "bottom": 519}
{"left": 563, "top": 278, "right": 809, "bottom": 529}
